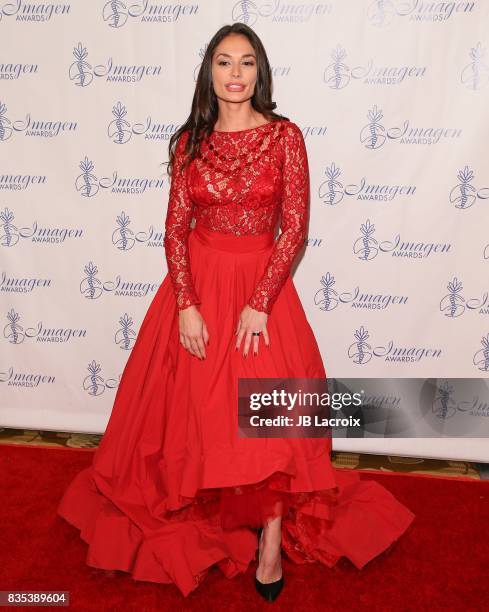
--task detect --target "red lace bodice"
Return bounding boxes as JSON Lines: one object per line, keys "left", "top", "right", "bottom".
{"left": 163, "top": 118, "right": 310, "bottom": 314}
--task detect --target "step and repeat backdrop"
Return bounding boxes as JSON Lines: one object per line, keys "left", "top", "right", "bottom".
{"left": 1, "top": 1, "right": 488, "bottom": 460}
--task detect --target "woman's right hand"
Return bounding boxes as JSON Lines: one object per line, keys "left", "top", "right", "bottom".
{"left": 178, "top": 305, "right": 209, "bottom": 359}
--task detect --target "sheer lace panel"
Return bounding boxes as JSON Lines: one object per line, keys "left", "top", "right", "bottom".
{"left": 164, "top": 120, "right": 310, "bottom": 313}
{"left": 244, "top": 122, "right": 309, "bottom": 314}
{"left": 163, "top": 130, "right": 201, "bottom": 310}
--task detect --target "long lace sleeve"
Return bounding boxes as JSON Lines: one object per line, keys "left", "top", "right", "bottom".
{"left": 247, "top": 122, "right": 309, "bottom": 315}
{"left": 163, "top": 130, "right": 201, "bottom": 310}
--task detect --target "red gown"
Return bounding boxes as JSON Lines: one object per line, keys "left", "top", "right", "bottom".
{"left": 57, "top": 119, "right": 415, "bottom": 597}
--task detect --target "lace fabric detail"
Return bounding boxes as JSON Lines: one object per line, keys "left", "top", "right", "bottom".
{"left": 163, "top": 119, "right": 310, "bottom": 313}
{"left": 175, "top": 470, "right": 343, "bottom": 567}
{"left": 163, "top": 130, "right": 201, "bottom": 310}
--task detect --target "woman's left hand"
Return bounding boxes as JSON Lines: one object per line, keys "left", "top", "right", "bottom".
{"left": 235, "top": 304, "right": 270, "bottom": 356}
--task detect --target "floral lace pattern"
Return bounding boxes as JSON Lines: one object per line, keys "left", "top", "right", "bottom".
{"left": 163, "top": 131, "right": 202, "bottom": 310}
{"left": 163, "top": 119, "right": 310, "bottom": 314}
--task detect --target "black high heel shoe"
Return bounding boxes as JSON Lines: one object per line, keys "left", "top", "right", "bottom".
{"left": 254, "top": 527, "right": 284, "bottom": 603}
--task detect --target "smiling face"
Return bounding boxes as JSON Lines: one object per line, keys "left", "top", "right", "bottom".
{"left": 211, "top": 33, "right": 258, "bottom": 103}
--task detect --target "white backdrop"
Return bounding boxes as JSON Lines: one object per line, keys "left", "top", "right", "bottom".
{"left": 1, "top": 1, "right": 488, "bottom": 461}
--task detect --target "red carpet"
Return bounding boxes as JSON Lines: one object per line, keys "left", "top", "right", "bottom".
{"left": 1, "top": 444, "right": 487, "bottom": 611}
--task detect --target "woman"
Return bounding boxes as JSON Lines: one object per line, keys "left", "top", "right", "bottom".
{"left": 57, "top": 23, "right": 415, "bottom": 602}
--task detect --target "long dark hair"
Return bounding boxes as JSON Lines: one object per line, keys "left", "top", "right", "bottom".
{"left": 166, "top": 22, "right": 288, "bottom": 177}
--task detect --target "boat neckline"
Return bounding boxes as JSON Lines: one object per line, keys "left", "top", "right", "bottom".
{"left": 212, "top": 120, "right": 278, "bottom": 134}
